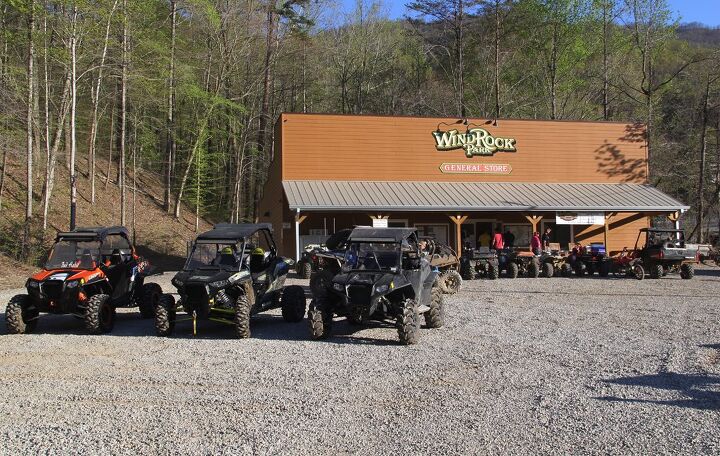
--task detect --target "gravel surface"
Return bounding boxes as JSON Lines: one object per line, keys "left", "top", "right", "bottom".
{"left": 1, "top": 270, "right": 720, "bottom": 454}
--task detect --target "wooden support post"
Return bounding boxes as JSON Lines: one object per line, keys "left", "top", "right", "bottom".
{"left": 295, "top": 211, "right": 308, "bottom": 262}
{"left": 524, "top": 214, "right": 543, "bottom": 249}
{"left": 604, "top": 212, "right": 617, "bottom": 251}
{"left": 449, "top": 214, "right": 468, "bottom": 257}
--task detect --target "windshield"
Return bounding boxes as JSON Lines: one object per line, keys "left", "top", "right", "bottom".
{"left": 45, "top": 240, "right": 102, "bottom": 270}
{"left": 647, "top": 231, "right": 685, "bottom": 247}
{"left": 343, "top": 242, "right": 400, "bottom": 271}
{"left": 186, "top": 242, "right": 242, "bottom": 270}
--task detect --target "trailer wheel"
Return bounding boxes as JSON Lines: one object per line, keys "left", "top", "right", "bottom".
{"left": 5, "top": 294, "right": 38, "bottom": 334}
{"left": 440, "top": 270, "right": 462, "bottom": 294}
{"left": 680, "top": 263, "right": 695, "bottom": 280}
{"left": 633, "top": 264, "right": 645, "bottom": 280}
{"left": 506, "top": 262, "right": 519, "bottom": 279}
{"left": 650, "top": 263, "right": 663, "bottom": 279}
{"left": 397, "top": 297, "right": 419, "bottom": 345}
{"left": 154, "top": 294, "right": 176, "bottom": 337}
{"left": 541, "top": 262, "right": 554, "bottom": 278}
{"left": 281, "top": 285, "right": 307, "bottom": 322}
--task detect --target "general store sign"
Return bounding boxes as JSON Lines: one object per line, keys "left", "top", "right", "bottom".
{"left": 439, "top": 163, "right": 512, "bottom": 174}
{"left": 555, "top": 212, "right": 605, "bottom": 225}
{"left": 433, "top": 128, "right": 517, "bottom": 157}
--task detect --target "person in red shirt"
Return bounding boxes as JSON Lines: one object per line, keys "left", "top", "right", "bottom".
{"left": 531, "top": 231, "right": 542, "bottom": 255}
{"left": 491, "top": 225, "right": 504, "bottom": 250}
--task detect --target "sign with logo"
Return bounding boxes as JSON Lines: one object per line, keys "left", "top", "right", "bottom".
{"left": 372, "top": 218, "right": 388, "bottom": 228}
{"left": 433, "top": 128, "right": 517, "bottom": 157}
{"left": 439, "top": 163, "right": 512, "bottom": 174}
{"left": 556, "top": 212, "right": 605, "bottom": 226}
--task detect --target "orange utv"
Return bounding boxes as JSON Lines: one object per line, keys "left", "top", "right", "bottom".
{"left": 5, "top": 226, "right": 161, "bottom": 334}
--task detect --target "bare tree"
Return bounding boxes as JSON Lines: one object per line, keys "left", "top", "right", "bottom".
{"left": 69, "top": 5, "right": 78, "bottom": 230}
{"left": 24, "top": 0, "right": 36, "bottom": 254}
{"left": 164, "top": 0, "right": 177, "bottom": 213}
{"left": 119, "top": 0, "right": 128, "bottom": 225}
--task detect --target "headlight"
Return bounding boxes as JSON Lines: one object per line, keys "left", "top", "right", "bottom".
{"left": 27, "top": 280, "right": 40, "bottom": 288}
{"left": 333, "top": 282, "right": 344, "bottom": 292}
{"left": 375, "top": 284, "right": 389, "bottom": 294}
{"left": 66, "top": 280, "right": 79, "bottom": 289}
{"left": 210, "top": 279, "right": 230, "bottom": 289}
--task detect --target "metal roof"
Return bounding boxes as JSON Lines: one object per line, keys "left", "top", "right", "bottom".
{"left": 56, "top": 226, "right": 129, "bottom": 240}
{"left": 283, "top": 181, "right": 688, "bottom": 212}
{"left": 197, "top": 223, "right": 272, "bottom": 241}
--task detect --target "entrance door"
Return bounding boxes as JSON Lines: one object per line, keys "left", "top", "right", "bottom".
{"left": 542, "top": 222, "right": 572, "bottom": 250}
{"left": 475, "top": 222, "right": 494, "bottom": 248}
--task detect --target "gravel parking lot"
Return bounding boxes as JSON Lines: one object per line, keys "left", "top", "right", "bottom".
{"left": 1, "top": 270, "right": 719, "bottom": 455}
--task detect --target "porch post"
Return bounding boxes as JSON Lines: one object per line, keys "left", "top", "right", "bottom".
{"left": 524, "top": 214, "right": 543, "bottom": 249}
{"left": 604, "top": 212, "right": 617, "bottom": 250}
{"left": 448, "top": 215, "right": 469, "bottom": 257}
{"left": 295, "top": 209, "right": 308, "bottom": 262}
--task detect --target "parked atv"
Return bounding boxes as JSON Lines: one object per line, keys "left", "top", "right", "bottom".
{"left": 566, "top": 243, "right": 609, "bottom": 277}
{"left": 155, "top": 223, "right": 306, "bottom": 338}
{"left": 5, "top": 226, "right": 159, "bottom": 335}
{"left": 307, "top": 227, "right": 444, "bottom": 345}
{"left": 611, "top": 248, "right": 645, "bottom": 280}
{"left": 498, "top": 249, "right": 540, "bottom": 278}
{"left": 424, "top": 240, "right": 462, "bottom": 294}
{"left": 539, "top": 244, "right": 571, "bottom": 277}
{"left": 309, "top": 229, "right": 352, "bottom": 298}
{"left": 460, "top": 247, "right": 499, "bottom": 280}
{"left": 631, "top": 228, "right": 698, "bottom": 279}
{"left": 295, "top": 244, "right": 325, "bottom": 279}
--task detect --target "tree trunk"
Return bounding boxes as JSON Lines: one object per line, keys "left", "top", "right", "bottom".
{"left": 457, "top": 0, "right": 465, "bottom": 118}
{"left": 105, "top": 95, "right": 115, "bottom": 188}
{"left": 164, "top": 0, "right": 177, "bottom": 212}
{"left": 493, "top": 0, "right": 501, "bottom": 119}
{"left": 550, "top": 22, "right": 558, "bottom": 120}
{"left": 119, "top": 0, "right": 128, "bottom": 225}
{"left": 696, "top": 76, "right": 711, "bottom": 243}
{"left": 25, "top": 0, "right": 35, "bottom": 254}
{"left": 0, "top": 137, "right": 7, "bottom": 212}
{"left": 41, "top": 69, "right": 72, "bottom": 231}
{"left": 174, "top": 115, "right": 212, "bottom": 219}
{"left": 88, "top": 0, "right": 118, "bottom": 204}
{"left": 602, "top": 1, "right": 609, "bottom": 120}
{"left": 255, "top": 1, "right": 276, "bottom": 173}
{"left": 69, "top": 6, "right": 78, "bottom": 230}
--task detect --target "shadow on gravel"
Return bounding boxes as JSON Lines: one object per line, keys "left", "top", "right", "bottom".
{"left": 596, "top": 372, "right": 720, "bottom": 410}
{"left": 694, "top": 269, "right": 720, "bottom": 278}
{"left": 476, "top": 290, "right": 713, "bottom": 299}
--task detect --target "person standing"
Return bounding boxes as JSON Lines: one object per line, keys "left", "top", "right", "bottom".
{"left": 491, "top": 225, "right": 504, "bottom": 251}
{"left": 542, "top": 227, "right": 552, "bottom": 250}
{"left": 531, "top": 231, "right": 542, "bottom": 255}
{"left": 478, "top": 231, "right": 491, "bottom": 248}
{"left": 504, "top": 229, "right": 515, "bottom": 249}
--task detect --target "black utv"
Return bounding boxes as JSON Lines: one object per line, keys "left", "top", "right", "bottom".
{"left": 307, "top": 227, "right": 444, "bottom": 345}
{"left": 155, "top": 223, "right": 306, "bottom": 338}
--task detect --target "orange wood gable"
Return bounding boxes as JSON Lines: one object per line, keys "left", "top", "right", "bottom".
{"left": 277, "top": 113, "right": 648, "bottom": 184}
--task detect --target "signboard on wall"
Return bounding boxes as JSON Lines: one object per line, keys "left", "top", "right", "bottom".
{"left": 433, "top": 128, "right": 517, "bottom": 157}
{"left": 556, "top": 212, "right": 605, "bottom": 225}
{"left": 372, "top": 218, "right": 388, "bottom": 228}
{"left": 439, "top": 163, "right": 512, "bottom": 174}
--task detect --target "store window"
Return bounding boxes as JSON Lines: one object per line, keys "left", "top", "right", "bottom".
{"left": 415, "top": 224, "right": 449, "bottom": 245}
{"left": 388, "top": 219, "right": 408, "bottom": 227}
{"left": 504, "top": 224, "right": 531, "bottom": 248}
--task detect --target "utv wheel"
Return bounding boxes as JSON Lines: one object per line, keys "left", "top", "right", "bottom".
{"left": 310, "top": 269, "right": 334, "bottom": 298}
{"left": 84, "top": 294, "right": 115, "bottom": 334}
{"left": 296, "top": 260, "right": 312, "bottom": 279}
{"left": 542, "top": 262, "right": 554, "bottom": 278}
{"left": 235, "top": 293, "right": 252, "bottom": 339}
{"left": 397, "top": 298, "right": 419, "bottom": 345}
{"left": 528, "top": 259, "right": 540, "bottom": 278}
{"left": 424, "top": 287, "right": 444, "bottom": 329}
{"left": 281, "top": 285, "right": 307, "bottom": 323}
{"left": 154, "top": 294, "right": 176, "bottom": 337}
{"left": 506, "top": 262, "right": 519, "bottom": 279}
{"left": 5, "top": 294, "right": 38, "bottom": 334}
{"left": 680, "top": 263, "right": 695, "bottom": 280}
{"left": 633, "top": 264, "right": 645, "bottom": 280}
{"left": 440, "top": 270, "right": 462, "bottom": 294}
{"left": 139, "top": 283, "right": 161, "bottom": 319}
{"left": 574, "top": 261, "right": 586, "bottom": 277}
{"left": 460, "top": 261, "right": 474, "bottom": 281}
{"left": 649, "top": 263, "right": 663, "bottom": 279}
{"left": 598, "top": 261, "right": 611, "bottom": 278}
{"left": 561, "top": 263, "right": 573, "bottom": 277}
{"left": 308, "top": 298, "right": 333, "bottom": 339}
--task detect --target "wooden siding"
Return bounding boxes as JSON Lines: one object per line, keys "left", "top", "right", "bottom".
{"left": 278, "top": 113, "right": 648, "bottom": 184}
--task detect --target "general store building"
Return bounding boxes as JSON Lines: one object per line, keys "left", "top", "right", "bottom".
{"left": 258, "top": 113, "right": 688, "bottom": 260}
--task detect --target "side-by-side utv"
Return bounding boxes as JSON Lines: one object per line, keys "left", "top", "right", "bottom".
{"left": 307, "top": 227, "right": 444, "bottom": 345}
{"left": 5, "top": 226, "right": 160, "bottom": 334}
{"left": 155, "top": 223, "right": 306, "bottom": 338}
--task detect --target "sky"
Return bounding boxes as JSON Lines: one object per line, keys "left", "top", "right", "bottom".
{"left": 338, "top": 0, "right": 720, "bottom": 27}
